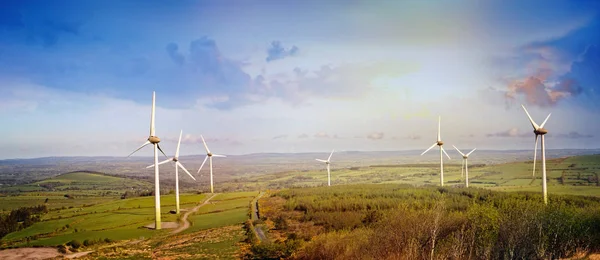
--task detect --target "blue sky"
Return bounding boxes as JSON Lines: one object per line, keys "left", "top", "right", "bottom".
{"left": 1, "top": 0, "right": 600, "bottom": 159}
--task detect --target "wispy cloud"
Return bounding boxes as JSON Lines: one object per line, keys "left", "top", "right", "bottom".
{"left": 406, "top": 134, "right": 421, "bottom": 140}
{"left": 266, "top": 41, "right": 299, "bottom": 62}
{"left": 164, "top": 37, "right": 415, "bottom": 110}
{"left": 162, "top": 134, "right": 240, "bottom": 145}
{"left": 486, "top": 128, "right": 529, "bottom": 138}
{"left": 555, "top": 131, "right": 593, "bottom": 139}
{"left": 272, "top": 134, "right": 288, "bottom": 140}
{"left": 297, "top": 133, "right": 309, "bottom": 139}
{"left": 367, "top": 132, "right": 384, "bottom": 140}
{"left": 313, "top": 132, "right": 342, "bottom": 139}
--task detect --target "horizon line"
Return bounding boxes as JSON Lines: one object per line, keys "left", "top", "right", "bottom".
{"left": 2, "top": 148, "right": 599, "bottom": 161}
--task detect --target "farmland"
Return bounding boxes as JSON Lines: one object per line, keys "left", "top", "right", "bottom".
{"left": 0, "top": 152, "right": 599, "bottom": 259}
{"left": 223, "top": 154, "right": 600, "bottom": 197}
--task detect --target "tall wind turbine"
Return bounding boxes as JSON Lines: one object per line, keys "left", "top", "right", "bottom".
{"left": 452, "top": 145, "right": 476, "bottom": 187}
{"left": 522, "top": 104, "right": 551, "bottom": 205}
{"left": 146, "top": 130, "right": 196, "bottom": 214}
{"left": 421, "top": 116, "right": 451, "bottom": 186}
{"left": 197, "top": 135, "right": 226, "bottom": 193}
{"left": 127, "top": 91, "right": 168, "bottom": 230}
{"left": 316, "top": 150, "right": 334, "bottom": 186}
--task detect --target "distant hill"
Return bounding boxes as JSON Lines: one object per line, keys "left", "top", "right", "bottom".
{"left": 0, "top": 149, "right": 599, "bottom": 188}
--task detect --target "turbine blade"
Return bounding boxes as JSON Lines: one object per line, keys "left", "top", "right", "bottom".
{"left": 316, "top": 159, "right": 327, "bottom": 163}
{"left": 328, "top": 149, "right": 334, "bottom": 161}
{"left": 533, "top": 135, "right": 538, "bottom": 177}
{"left": 175, "top": 130, "right": 183, "bottom": 158}
{"left": 521, "top": 104, "right": 540, "bottom": 130}
{"left": 442, "top": 147, "right": 451, "bottom": 160}
{"left": 421, "top": 143, "right": 437, "bottom": 155}
{"left": 197, "top": 156, "right": 209, "bottom": 174}
{"left": 127, "top": 141, "right": 151, "bottom": 157}
{"left": 540, "top": 113, "right": 552, "bottom": 128}
{"left": 177, "top": 162, "right": 196, "bottom": 181}
{"left": 150, "top": 91, "right": 156, "bottom": 137}
{"left": 466, "top": 148, "right": 477, "bottom": 157}
{"left": 212, "top": 154, "right": 226, "bottom": 157}
{"left": 146, "top": 158, "right": 173, "bottom": 168}
{"left": 157, "top": 144, "right": 169, "bottom": 159}
{"left": 200, "top": 135, "right": 211, "bottom": 154}
{"left": 437, "top": 116, "right": 441, "bottom": 141}
{"left": 452, "top": 145, "right": 465, "bottom": 156}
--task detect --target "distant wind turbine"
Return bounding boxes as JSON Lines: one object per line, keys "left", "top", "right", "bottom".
{"left": 146, "top": 130, "right": 196, "bottom": 214}
{"left": 522, "top": 104, "right": 551, "bottom": 205}
{"left": 126, "top": 91, "right": 168, "bottom": 230}
{"left": 316, "top": 150, "right": 334, "bottom": 186}
{"left": 452, "top": 145, "right": 476, "bottom": 187}
{"left": 421, "top": 116, "right": 451, "bottom": 186}
{"left": 197, "top": 135, "right": 226, "bottom": 193}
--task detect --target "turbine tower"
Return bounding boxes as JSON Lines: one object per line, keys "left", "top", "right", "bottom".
{"left": 197, "top": 135, "right": 226, "bottom": 193}
{"left": 127, "top": 91, "right": 168, "bottom": 230}
{"left": 421, "top": 116, "right": 451, "bottom": 186}
{"left": 315, "top": 150, "right": 335, "bottom": 186}
{"left": 146, "top": 130, "right": 196, "bottom": 214}
{"left": 452, "top": 145, "right": 476, "bottom": 187}
{"left": 522, "top": 104, "right": 551, "bottom": 205}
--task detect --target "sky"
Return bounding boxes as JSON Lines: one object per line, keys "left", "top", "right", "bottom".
{"left": 1, "top": 0, "right": 600, "bottom": 159}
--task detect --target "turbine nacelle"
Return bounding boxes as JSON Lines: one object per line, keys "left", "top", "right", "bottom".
{"left": 437, "top": 141, "right": 444, "bottom": 146}
{"left": 534, "top": 128, "right": 548, "bottom": 135}
{"left": 207, "top": 152, "right": 213, "bottom": 157}
{"left": 148, "top": 136, "right": 161, "bottom": 144}
{"left": 463, "top": 155, "right": 468, "bottom": 159}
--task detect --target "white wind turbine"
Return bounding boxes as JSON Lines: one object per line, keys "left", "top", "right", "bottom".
{"left": 421, "top": 116, "right": 451, "bottom": 186}
{"left": 126, "top": 91, "right": 168, "bottom": 230}
{"left": 316, "top": 150, "right": 334, "bottom": 186}
{"left": 521, "top": 104, "right": 551, "bottom": 205}
{"left": 452, "top": 145, "right": 476, "bottom": 188}
{"left": 146, "top": 130, "right": 196, "bottom": 214}
{"left": 197, "top": 135, "right": 226, "bottom": 193}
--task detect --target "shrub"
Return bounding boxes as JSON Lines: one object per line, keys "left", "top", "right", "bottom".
{"left": 57, "top": 245, "right": 68, "bottom": 254}
{"left": 67, "top": 240, "right": 82, "bottom": 249}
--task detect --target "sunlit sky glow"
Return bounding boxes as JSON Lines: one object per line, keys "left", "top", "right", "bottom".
{"left": 1, "top": 0, "right": 600, "bottom": 159}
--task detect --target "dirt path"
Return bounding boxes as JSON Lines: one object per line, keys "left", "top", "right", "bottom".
{"left": 0, "top": 248, "right": 60, "bottom": 260}
{"left": 251, "top": 192, "right": 267, "bottom": 242}
{"left": 64, "top": 251, "right": 93, "bottom": 259}
{"left": 171, "top": 193, "right": 218, "bottom": 234}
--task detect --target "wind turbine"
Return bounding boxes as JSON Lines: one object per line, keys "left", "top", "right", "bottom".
{"left": 197, "top": 135, "right": 226, "bottom": 193}
{"left": 452, "top": 145, "right": 476, "bottom": 187}
{"left": 315, "top": 150, "right": 334, "bottom": 186}
{"left": 522, "top": 104, "right": 551, "bottom": 205}
{"left": 421, "top": 116, "right": 451, "bottom": 186}
{"left": 146, "top": 130, "right": 196, "bottom": 214}
{"left": 126, "top": 91, "right": 168, "bottom": 230}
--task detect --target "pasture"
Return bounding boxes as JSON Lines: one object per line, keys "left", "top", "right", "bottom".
{"left": 223, "top": 154, "right": 600, "bottom": 197}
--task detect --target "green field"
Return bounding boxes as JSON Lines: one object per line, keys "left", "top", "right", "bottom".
{"left": 0, "top": 171, "right": 153, "bottom": 193}
{"left": 1, "top": 155, "right": 599, "bottom": 258}
{"left": 224, "top": 154, "right": 600, "bottom": 197}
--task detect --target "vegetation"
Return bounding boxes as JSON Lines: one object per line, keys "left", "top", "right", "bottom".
{"left": 0, "top": 205, "right": 48, "bottom": 238}
{"left": 253, "top": 184, "right": 600, "bottom": 259}
{"left": 222, "top": 154, "right": 600, "bottom": 197}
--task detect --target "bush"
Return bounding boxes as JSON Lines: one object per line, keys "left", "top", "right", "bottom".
{"left": 67, "top": 239, "right": 82, "bottom": 249}
{"left": 57, "top": 245, "right": 67, "bottom": 254}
